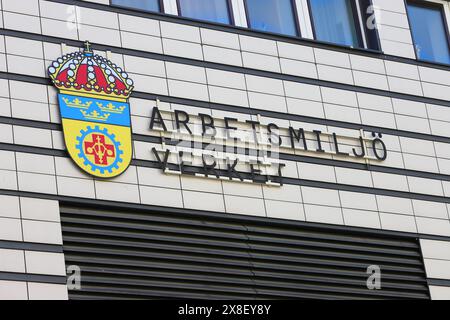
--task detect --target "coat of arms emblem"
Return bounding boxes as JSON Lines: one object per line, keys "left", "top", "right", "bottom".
{"left": 48, "top": 42, "right": 134, "bottom": 178}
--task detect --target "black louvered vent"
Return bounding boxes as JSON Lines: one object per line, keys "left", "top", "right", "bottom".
{"left": 60, "top": 205, "right": 429, "bottom": 300}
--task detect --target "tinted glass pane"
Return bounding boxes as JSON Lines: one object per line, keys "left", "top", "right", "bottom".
{"left": 310, "top": 0, "right": 359, "bottom": 47}
{"left": 111, "top": 0, "right": 160, "bottom": 12}
{"left": 246, "top": 0, "right": 297, "bottom": 36}
{"left": 407, "top": 3, "right": 450, "bottom": 65}
{"left": 179, "top": 0, "right": 231, "bottom": 24}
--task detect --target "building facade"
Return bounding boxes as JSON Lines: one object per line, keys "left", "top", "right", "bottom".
{"left": 0, "top": 0, "right": 450, "bottom": 300}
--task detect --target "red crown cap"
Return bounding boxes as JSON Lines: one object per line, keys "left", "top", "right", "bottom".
{"left": 48, "top": 43, "right": 134, "bottom": 100}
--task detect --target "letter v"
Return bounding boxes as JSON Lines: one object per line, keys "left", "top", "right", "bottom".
{"left": 152, "top": 147, "right": 170, "bottom": 170}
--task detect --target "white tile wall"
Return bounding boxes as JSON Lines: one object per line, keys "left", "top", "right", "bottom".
{"left": 0, "top": 0, "right": 450, "bottom": 300}
{"left": 0, "top": 195, "right": 68, "bottom": 300}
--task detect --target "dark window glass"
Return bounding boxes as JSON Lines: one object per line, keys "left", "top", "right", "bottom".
{"left": 111, "top": 0, "right": 160, "bottom": 12}
{"left": 310, "top": 0, "right": 360, "bottom": 47}
{"left": 407, "top": 3, "right": 450, "bottom": 65}
{"left": 359, "top": 0, "right": 380, "bottom": 51}
{"left": 179, "top": 0, "right": 231, "bottom": 24}
{"left": 246, "top": 0, "right": 298, "bottom": 36}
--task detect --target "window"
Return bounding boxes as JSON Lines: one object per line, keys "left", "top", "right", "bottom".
{"left": 178, "top": 0, "right": 232, "bottom": 24}
{"left": 111, "top": 0, "right": 161, "bottom": 13}
{"left": 407, "top": 2, "right": 450, "bottom": 65}
{"left": 309, "top": 0, "right": 361, "bottom": 47}
{"left": 245, "top": 0, "right": 298, "bottom": 36}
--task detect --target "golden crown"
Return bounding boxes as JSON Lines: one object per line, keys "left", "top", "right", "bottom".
{"left": 80, "top": 110, "right": 111, "bottom": 121}
{"left": 96, "top": 102, "right": 126, "bottom": 114}
{"left": 62, "top": 97, "right": 92, "bottom": 109}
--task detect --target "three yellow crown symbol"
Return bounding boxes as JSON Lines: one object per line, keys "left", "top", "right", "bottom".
{"left": 80, "top": 110, "right": 111, "bottom": 121}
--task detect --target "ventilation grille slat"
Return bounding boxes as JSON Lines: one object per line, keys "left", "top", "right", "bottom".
{"left": 61, "top": 205, "right": 429, "bottom": 300}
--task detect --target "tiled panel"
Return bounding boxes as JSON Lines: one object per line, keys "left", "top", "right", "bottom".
{"left": 25, "top": 251, "right": 66, "bottom": 276}
{"left": 0, "top": 281, "right": 28, "bottom": 300}
{"left": 301, "top": 187, "right": 341, "bottom": 207}
{"left": 140, "top": 185, "right": 184, "bottom": 208}
{"left": 413, "top": 200, "right": 448, "bottom": 220}
{"left": 20, "top": 197, "right": 60, "bottom": 222}
{"left": 95, "top": 180, "right": 140, "bottom": 203}
{"left": 121, "top": 31, "right": 163, "bottom": 53}
{"left": 339, "top": 191, "right": 377, "bottom": 211}
{"left": 429, "top": 286, "right": 450, "bottom": 300}
{"left": 265, "top": 200, "right": 305, "bottom": 221}
{"left": 239, "top": 35, "right": 278, "bottom": 56}
{"left": 27, "top": 282, "right": 68, "bottom": 300}
{"left": 57, "top": 176, "right": 96, "bottom": 199}
{"left": 377, "top": 195, "right": 413, "bottom": 215}
{"left": 277, "top": 42, "right": 314, "bottom": 62}
{"left": 2, "top": 12, "right": 41, "bottom": 34}
{"left": 0, "top": 249, "right": 25, "bottom": 273}
{"left": 424, "top": 259, "right": 450, "bottom": 280}
{"left": 224, "top": 195, "right": 266, "bottom": 217}
{"left": 183, "top": 190, "right": 225, "bottom": 212}
{"left": 203, "top": 45, "right": 243, "bottom": 66}
{"left": 201, "top": 28, "right": 240, "bottom": 50}
{"left": 2, "top": 0, "right": 40, "bottom": 15}
{"left": 161, "top": 21, "right": 200, "bottom": 43}
{"left": 335, "top": 168, "right": 373, "bottom": 188}
{"left": 0, "top": 195, "right": 20, "bottom": 219}
{"left": 379, "top": 212, "right": 417, "bottom": 233}
{"left": 421, "top": 239, "right": 450, "bottom": 261}
{"left": 304, "top": 204, "right": 344, "bottom": 225}
{"left": 416, "top": 217, "right": 450, "bottom": 237}
{"left": 0, "top": 217, "right": 23, "bottom": 241}
{"left": 22, "top": 219, "right": 63, "bottom": 245}
{"left": 118, "top": 14, "right": 160, "bottom": 36}
{"left": 343, "top": 209, "right": 381, "bottom": 229}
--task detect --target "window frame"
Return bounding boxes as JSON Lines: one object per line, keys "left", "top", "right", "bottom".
{"left": 109, "top": 0, "right": 385, "bottom": 53}
{"left": 109, "top": 0, "right": 165, "bottom": 14}
{"left": 176, "top": 0, "right": 235, "bottom": 25}
{"left": 306, "top": 0, "right": 366, "bottom": 49}
{"left": 243, "top": 0, "right": 301, "bottom": 37}
{"left": 405, "top": 0, "right": 450, "bottom": 66}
